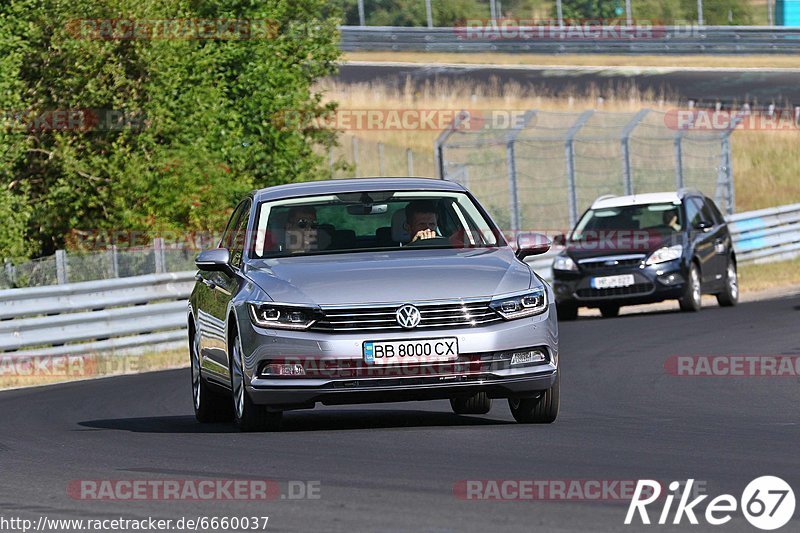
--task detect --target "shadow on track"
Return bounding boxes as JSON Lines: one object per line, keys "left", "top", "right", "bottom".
{"left": 78, "top": 409, "right": 510, "bottom": 434}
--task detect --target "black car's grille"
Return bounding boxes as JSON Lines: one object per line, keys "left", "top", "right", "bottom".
{"left": 311, "top": 300, "right": 502, "bottom": 332}
{"left": 579, "top": 256, "right": 645, "bottom": 271}
{"left": 576, "top": 282, "right": 654, "bottom": 298}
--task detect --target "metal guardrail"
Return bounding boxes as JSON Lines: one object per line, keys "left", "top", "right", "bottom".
{"left": 727, "top": 203, "right": 800, "bottom": 263}
{"left": 1, "top": 204, "right": 798, "bottom": 358}
{"left": 340, "top": 25, "right": 800, "bottom": 54}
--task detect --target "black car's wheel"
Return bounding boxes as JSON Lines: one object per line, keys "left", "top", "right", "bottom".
{"left": 230, "top": 330, "right": 282, "bottom": 432}
{"left": 450, "top": 392, "right": 492, "bottom": 415}
{"left": 599, "top": 304, "right": 620, "bottom": 318}
{"left": 556, "top": 301, "right": 578, "bottom": 321}
{"left": 190, "top": 324, "right": 232, "bottom": 423}
{"left": 679, "top": 263, "right": 702, "bottom": 312}
{"left": 508, "top": 372, "right": 560, "bottom": 424}
{"left": 716, "top": 260, "right": 739, "bottom": 307}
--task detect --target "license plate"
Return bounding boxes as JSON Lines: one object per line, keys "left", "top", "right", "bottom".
{"left": 363, "top": 338, "right": 458, "bottom": 365}
{"left": 591, "top": 274, "right": 635, "bottom": 289}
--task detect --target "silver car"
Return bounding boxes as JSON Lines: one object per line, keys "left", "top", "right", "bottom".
{"left": 189, "top": 178, "right": 559, "bottom": 431}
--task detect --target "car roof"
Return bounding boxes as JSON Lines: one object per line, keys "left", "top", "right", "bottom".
{"left": 590, "top": 190, "right": 702, "bottom": 209}
{"left": 253, "top": 177, "right": 466, "bottom": 202}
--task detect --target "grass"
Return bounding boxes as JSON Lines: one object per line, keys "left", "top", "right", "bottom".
{"left": 344, "top": 52, "right": 800, "bottom": 70}
{"left": 0, "top": 347, "right": 188, "bottom": 390}
{"left": 739, "top": 256, "right": 800, "bottom": 292}
{"left": 318, "top": 79, "right": 800, "bottom": 214}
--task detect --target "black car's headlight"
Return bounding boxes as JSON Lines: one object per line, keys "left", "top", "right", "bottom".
{"left": 248, "top": 302, "right": 322, "bottom": 330}
{"left": 490, "top": 288, "right": 548, "bottom": 320}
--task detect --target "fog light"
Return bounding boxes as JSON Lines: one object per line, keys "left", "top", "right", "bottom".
{"left": 264, "top": 363, "right": 306, "bottom": 376}
{"left": 510, "top": 350, "right": 546, "bottom": 366}
{"left": 657, "top": 272, "right": 684, "bottom": 286}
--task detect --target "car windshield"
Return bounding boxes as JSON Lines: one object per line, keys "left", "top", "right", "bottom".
{"left": 571, "top": 202, "right": 683, "bottom": 241}
{"left": 251, "top": 190, "right": 504, "bottom": 258}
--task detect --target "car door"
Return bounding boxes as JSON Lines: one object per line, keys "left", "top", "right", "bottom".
{"left": 685, "top": 197, "right": 718, "bottom": 286}
{"left": 208, "top": 198, "right": 252, "bottom": 380}
{"left": 197, "top": 201, "right": 247, "bottom": 381}
{"left": 701, "top": 197, "right": 730, "bottom": 287}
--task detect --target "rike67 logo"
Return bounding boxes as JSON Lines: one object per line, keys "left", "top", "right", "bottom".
{"left": 625, "top": 477, "right": 795, "bottom": 530}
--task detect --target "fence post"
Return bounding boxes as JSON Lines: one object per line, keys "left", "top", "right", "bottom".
{"left": 55, "top": 249, "right": 68, "bottom": 284}
{"left": 107, "top": 245, "right": 119, "bottom": 278}
{"left": 564, "top": 110, "right": 594, "bottom": 228}
{"left": 505, "top": 110, "right": 536, "bottom": 233}
{"left": 716, "top": 115, "right": 741, "bottom": 215}
{"left": 352, "top": 137, "right": 360, "bottom": 177}
{"left": 674, "top": 135, "right": 684, "bottom": 190}
{"left": 621, "top": 109, "right": 649, "bottom": 196}
{"left": 425, "top": 0, "right": 433, "bottom": 28}
{"left": 328, "top": 146, "right": 335, "bottom": 177}
{"left": 378, "top": 142, "right": 385, "bottom": 176}
{"left": 4, "top": 260, "right": 16, "bottom": 287}
{"left": 434, "top": 110, "right": 468, "bottom": 179}
{"left": 357, "top": 0, "right": 365, "bottom": 26}
{"left": 153, "top": 238, "right": 165, "bottom": 274}
{"left": 406, "top": 148, "right": 414, "bottom": 175}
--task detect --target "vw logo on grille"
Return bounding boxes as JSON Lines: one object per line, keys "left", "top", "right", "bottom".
{"left": 395, "top": 304, "right": 421, "bottom": 329}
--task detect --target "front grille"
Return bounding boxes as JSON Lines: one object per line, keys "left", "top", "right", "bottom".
{"left": 579, "top": 256, "right": 645, "bottom": 271}
{"left": 311, "top": 300, "right": 502, "bottom": 332}
{"left": 576, "top": 282, "right": 654, "bottom": 298}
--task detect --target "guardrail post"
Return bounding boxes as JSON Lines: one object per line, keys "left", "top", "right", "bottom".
{"left": 621, "top": 109, "right": 649, "bottom": 196}
{"left": 434, "top": 110, "right": 468, "bottom": 180}
{"left": 153, "top": 238, "right": 165, "bottom": 274}
{"left": 505, "top": 110, "right": 536, "bottom": 233}
{"left": 55, "top": 249, "right": 68, "bottom": 284}
{"left": 564, "top": 110, "right": 594, "bottom": 228}
{"left": 107, "top": 245, "right": 119, "bottom": 278}
{"left": 378, "top": 142, "right": 385, "bottom": 176}
{"left": 406, "top": 148, "right": 414, "bottom": 175}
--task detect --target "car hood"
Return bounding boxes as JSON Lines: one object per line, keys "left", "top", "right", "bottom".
{"left": 565, "top": 230, "right": 681, "bottom": 261}
{"left": 245, "top": 248, "right": 534, "bottom": 305}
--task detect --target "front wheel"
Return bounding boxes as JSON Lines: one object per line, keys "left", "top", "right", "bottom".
{"left": 231, "top": 331, "right": 282, "bottom": 432}
{"left": 679, "top": 263, "right": 702, "bottom": 312}
{"left": 599, "top": 304, "right": 620, "bottom": 318}
{"left": 556, "top": 301, "right": 578, "bottom": 321}
{"left": 508, "top": 372, "right": 559, "bottom": 424}
{"left": 716, "top": 260, "right": 739, "bottom": 307}
{"left": 450, "top": 392, "right": 492, "bottom": 415}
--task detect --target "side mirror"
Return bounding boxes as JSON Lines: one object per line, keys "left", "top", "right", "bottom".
{"left": 552, "top": 233, "right": 566, "bottom": 246}
{"left": 516, "top": 232, "right": 552, "bottom": 260}
{"left": 694, "top": 220, "right": 713, "bottom": 232}
{"left": 196, "top": 248, "right": 232, "bottom": 273}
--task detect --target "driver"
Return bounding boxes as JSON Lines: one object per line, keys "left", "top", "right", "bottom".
{"left": 284, "top": 206, "right": 318, "bottom": 252}
{"left": 662, "top": 208, "right": 681, "bottom": 232}
{"left": 404, "top": 200, "right": 439, "bottom": 243}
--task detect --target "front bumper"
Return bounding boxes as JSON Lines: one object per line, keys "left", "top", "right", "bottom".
{"left": 553, "top": 260, "right": 686, "bottom": 306}
{"left": 238, "top": 303, "right": 559, "bottom": 408}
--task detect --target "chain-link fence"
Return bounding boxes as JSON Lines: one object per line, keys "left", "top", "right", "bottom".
{"left": 436, "top": 108, "right": 736, "bottom": 233}
{"left": 1, "top": 240, "right": 197, "bottom": 290}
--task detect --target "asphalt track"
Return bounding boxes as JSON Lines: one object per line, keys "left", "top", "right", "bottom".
{"left": 1, "top": 294, "right": 800, "bottom": 532}
{"left": 337, "top": 62, "right": 800, "bottom": 107}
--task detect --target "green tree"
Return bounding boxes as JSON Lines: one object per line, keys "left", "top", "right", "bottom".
{"left": 0, "top": 0, "right": 341, "bottom": 258}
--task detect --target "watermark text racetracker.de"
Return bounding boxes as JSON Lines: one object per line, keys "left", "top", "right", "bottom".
{"left": 67, "top": 479, "right": 320, "bottom": 501}
{"left": 664, "top": 355, "right": 800, "bottom": 377}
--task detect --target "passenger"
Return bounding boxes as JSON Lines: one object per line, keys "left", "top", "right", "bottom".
{"left": 285, "top": 206, "right": 318, "bottom": 252}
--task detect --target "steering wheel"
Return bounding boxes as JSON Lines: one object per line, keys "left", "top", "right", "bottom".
{"left": 404, "top": 236, "right": 451, "bottom": 247}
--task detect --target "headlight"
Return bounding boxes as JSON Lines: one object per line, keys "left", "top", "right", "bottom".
{"left": 646, "top": 244, "right": 683, "bottom": 265}
{"left": 248, "top": 302, "right": 321, "bottom": 330}
{"left": 552, "top": 254, "right": 578, "bottom": 271}
{"left": 490, "top": 288, "right": 548, "bottom": 320}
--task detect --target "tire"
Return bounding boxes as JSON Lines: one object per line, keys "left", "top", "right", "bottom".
{"left": 450, "top": 392, "right": 492, "bottom": 415}
{"left": 230, "top": 329, "right": 282, "bottom": 432}
{"left": 190, "top": 323, "right": 233, "bottom": 423}
{"left": 679, "top": 263, "right": 702, "bottom": 312}
{"left": 508, "top": 372, "right": 560, "bottom": 424}
{"left": 716, "top": 260, "right": 739, "bottom": 307}
{"left": 556, "top": 301, "right": 578, "bottom": 321}
{"left": 599, "top": 304, "right": 620, "bottom": 318}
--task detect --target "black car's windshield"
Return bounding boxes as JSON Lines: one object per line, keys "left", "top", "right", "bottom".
{"left": 251, "top": 190, "right": 504, "bottom": 258}
{"left": 571, "top": 202, "right": 683, "bottom": 241}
